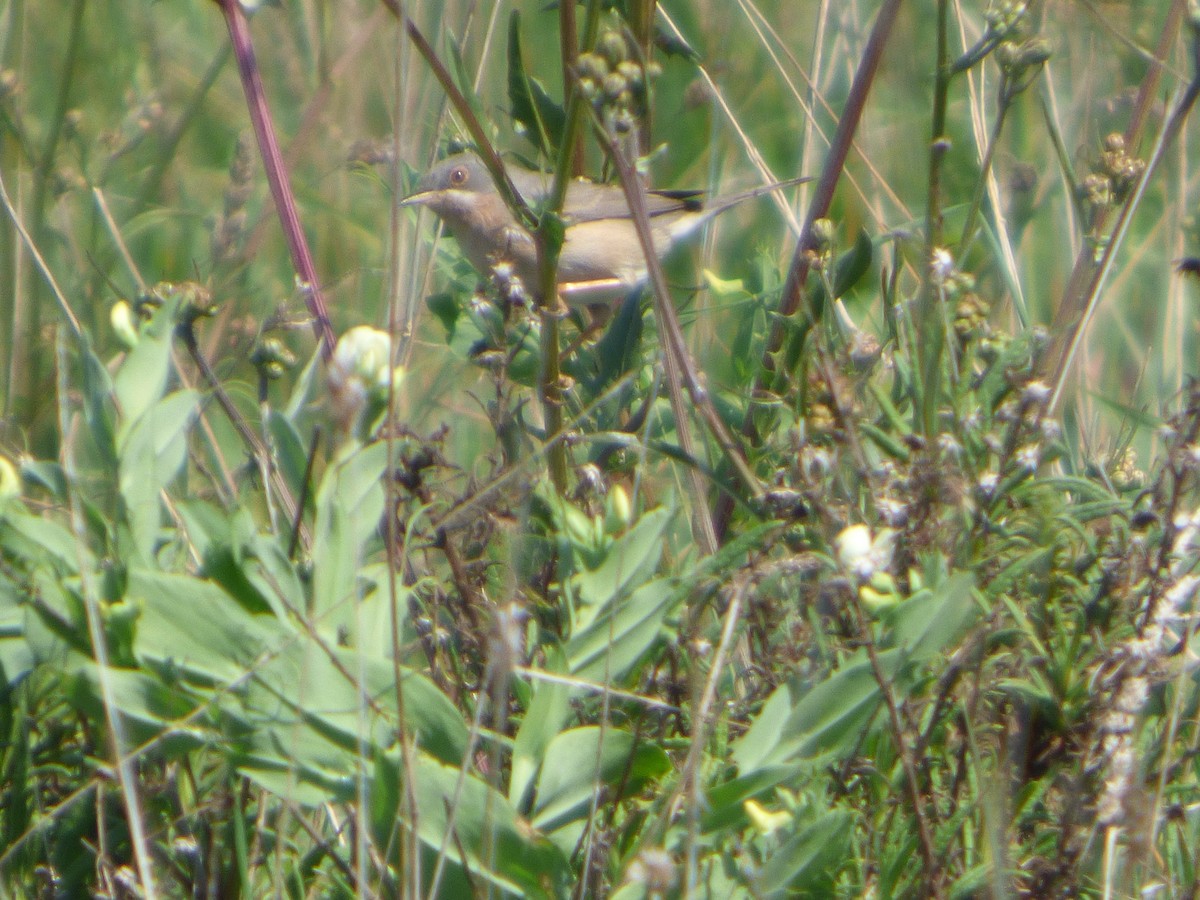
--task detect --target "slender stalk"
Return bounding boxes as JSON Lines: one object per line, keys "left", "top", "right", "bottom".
{"left": 957, "top": 98, "right": 1008, "bottom": 256}
{"left": 681, "top": 580, "right": 745, "bottom": 894}
{"left": 850, "top": 597, "right": 941, "bottom": 898}
{"left": 533, "top": 0, "right": 605, "bottom": 492}
{"left": 213, "top": 0, "right": 337, "bottom": 358}
{"left": 718, "top": 0, "right": 903, "bottom": 539}
{"left": 915, "top": 0, "right": 952, "bottom": 438}
{"left": 1048, "top": 74, "right": 1200, "bottom": 411}
{"left": 598, "top": 134, "right": 720, "bottom": 554}
{"left": 58, "top": 332, "right": 159, "bottom": 900}
{"left": 1040, "top": 0, "right": 1190, "bottom": 400}
{"left": 132, "top": 45, "right": 231, "bottom": 212}
{"left": 179, "top": 319, "right": 307, "bottom": 549}
{"left": 17, "top": 0, "right": 85, "bottom": 410}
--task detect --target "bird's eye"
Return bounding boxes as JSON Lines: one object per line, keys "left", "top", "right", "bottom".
{"left": 449, "top": 166, "right": 468, "bottom": 187}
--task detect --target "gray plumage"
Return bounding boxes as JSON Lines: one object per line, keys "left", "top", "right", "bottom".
{"left": 402, "top": 152, "right": 804, "bottom": 305}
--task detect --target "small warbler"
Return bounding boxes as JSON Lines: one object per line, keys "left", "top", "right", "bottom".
{"left": 402, "top": 152, "right": 806, "bottom": 306}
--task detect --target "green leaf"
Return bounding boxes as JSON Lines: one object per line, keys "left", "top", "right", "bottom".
{"left": 20, "top": 460, "right": 67, "bottom": 499}
{"left": 311, "top": 441, "right": 389, "bottom": 628}
{"left": 510, "top": 647, "right": 572, "bottom": 811}
{"left": 832, "top": 227, "right": 873, "bottom": 298}
{"left": 575, "top": 506, "right": 671, "bottom": 613}
{"left": 507, "top": 11, "right": 566, "bottom": 157}
{"left": 756, "top": 809, "right": 852, "bottom": 894}
{"left": 732, "top": 652, "right": 896, "bottom": 771}
{"left": 0, "top": 505, "right": 84, "bottom": 575}
{"left": 885, "top": 570, "right": 980, "bottom": 662}
{"left": 129, "top": 568, "right": 469, "bottom": 765}
{"left": 532, "top": 726, "right": 670, "bottom": 832}
{"left": 567, "top": 577, "right": 680, "bottom": 680}
{"left": 283, "top": 346, "right": 323, "bottom": 421}
{"left": 113, "top": 292, "right": 180, "bottom": 430}
{"left": 66, "top": 659, "right": 205, "bottom": 749}
{"left": 117, "top": 389, "right": 199, "bottom": 563}
{"left": 583, "top": 290, "right": 644, "bottom": 395}
{"left": 266, "top": 410, "right": 310, "bottom": 503}
{"left": 80, "top": 342, "right": 118, "bottom": 468}
{"left": 0, "top": 578, "right": 35, "bottom": 688}
{"left": 178, "top": 502, "right": 304, "bottom": 620}
{"left": 804, "top": 227, "right": 874, "bottom": 323}
{"left": 375, "top": 749, "right": 569, "bottom": 898}
{"left": 426, "top": 291, "right": 460, "bottom": 337}
{"left": 701, "top": 766, "right": 800, "bottom": 834}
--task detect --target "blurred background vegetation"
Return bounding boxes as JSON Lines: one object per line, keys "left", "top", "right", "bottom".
{"left": 2, "top": 0, "right": 1200, "bottom": 897}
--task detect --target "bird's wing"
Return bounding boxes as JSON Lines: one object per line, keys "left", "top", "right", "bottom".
{"left": 561, "top": 181, "right": 706, "bottom": 223}
{"left": 510, "top": 164, "right": 807, "bottom": 224}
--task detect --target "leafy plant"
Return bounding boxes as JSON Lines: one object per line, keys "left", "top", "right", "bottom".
{"left": 3, "top": 1, "right": 1200, "bottom": 897}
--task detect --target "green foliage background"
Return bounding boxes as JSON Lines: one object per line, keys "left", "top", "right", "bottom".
{"left": 2, "top": 0, "right": 1200, "bottom": 897}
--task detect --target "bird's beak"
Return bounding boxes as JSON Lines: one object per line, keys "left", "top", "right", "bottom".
{"left": 398, "top": 188, "right": 435, "bottom": 208}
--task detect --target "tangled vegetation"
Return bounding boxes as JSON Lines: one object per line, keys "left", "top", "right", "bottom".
{"left": 2, "top": 1, "right": 1199, "bottom": 897}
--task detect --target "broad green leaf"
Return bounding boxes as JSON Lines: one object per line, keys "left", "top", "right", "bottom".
{"left": 507, "top": 11, "right": 566, "bottom": 156}
{"left": 65, "top": 659, "right": 206, "bottom": 750}
{"left": 732, "top": 652, "right": 897, "bottom": 771}
{"left": 580, "top": 289, "right": 643, "bottom": 396}
{"left": 509, "top": 648, "right": 572, "bottom": 811}
{"left": 283, "top": 347, "right": 323, "bottom": 421}
{"left": 532, "top": 726, "right": 670, "bottom": 832}
{"left": 240, "top": 764, "right": 345, "bottom": 809}
{"left": 266, "top": 409, "right": 310, "bottom": 502}
{"left": 117, "top": 389, "right": 199, "bottom": 563}
{"left": 426, "top": 292, "right": 460, "bottom": 337}
{"left": 311, "top": 441, "right": 388, "bottom": 629}
{"left": 701, "top": 766, "right": 800, "bottom": 834}
{"left": 885, "top": 570, "right": 980, "bottom": 662}
{"left": 0, "top": 578, "right": 34, "bottom": 688}
{"left": 131, "top": 569, "right": 288, "bottom": 684}
{"left": 567, "top": 577, "right": 679, "bottom": 680}
{"left": 349, "top": 577, "right": 409, "bottom": 660}
{"left": 177, "top": 502, "right": 304, "bottom": 620}
{"left": 375, "top": 749, "right": 569, "bottom": 898}
{"left": 80, "top": 342, "right": 118, "bottom": 467}
{"left": 113, "top": 292, "right": 180, "bottom": 430}
{"left": 19, "top": 460, "right": 67, "bottom": 499}
{"left": 130, "top": 569, "right": 468, "bottom": 764}
{"left": 756, "top": 809, "right": 852, "bottom": 894}
{"left": 575, "top": 506, "right": 671, "bottom": 617}
{"left": 832, "top": 228, "right": 873, "bottom": 298}
{"left": 0, "top": 505, "right": 84, "bottom": 575}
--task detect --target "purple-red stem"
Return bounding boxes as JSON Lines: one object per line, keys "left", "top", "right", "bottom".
{"left": 216, "top": 0, "right": 336, "bottom": 359}
{"left": 717, "top": 0, "right": 903, "bottom": 539}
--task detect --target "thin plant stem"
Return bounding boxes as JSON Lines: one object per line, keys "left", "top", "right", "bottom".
{"left": 179, "top": 319, "right": 307, "bottom": 548}
{"left": 532, "top": 0, "right": 604, "bottom": 493}
{"left": 1048, "top": 74, "right": 1200, "bottom": 412}
{"left": 681, "top": 580, "right": 745, "bottom": 895}
{"left": 213, "top": 0, "right": 337, "bottom": 358}
{"left": 1039, "top": 0, "right": 1189, "bottom": 397}
{"left": 957, "top": 98, "right": 1008, "bottom": 257}
{"left": 916, "top": 0, "right": 952, "bottom": 438}
{"left": 717, "top": 0, "right": 903, "bottom": 539}
{"left": 597, "top": 132, "right": 720, "bottom": 554}
{"left": 57, "top": 332, "right": 159, "bottom": 900}
{"left": 851, "top": 596, "right": 942, "bottom": 898}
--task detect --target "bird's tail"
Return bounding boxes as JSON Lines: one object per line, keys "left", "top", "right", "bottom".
{"left": 701, "top": 173, "right": 813, "bottom": 217}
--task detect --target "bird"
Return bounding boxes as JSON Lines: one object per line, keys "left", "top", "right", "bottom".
{"left": 401, "top": 151, "right": 807, "bottom": 307}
